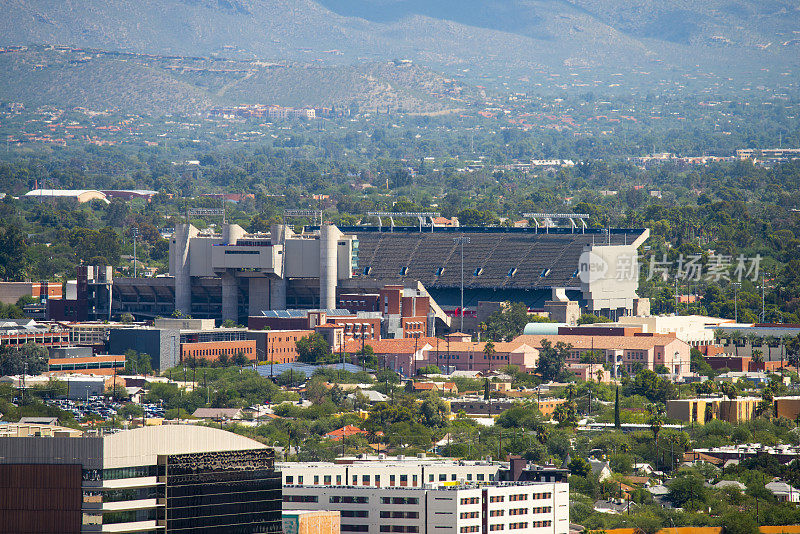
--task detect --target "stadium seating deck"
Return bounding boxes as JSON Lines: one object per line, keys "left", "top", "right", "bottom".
{"left": 349, "top": 228, "right": 645, "bottom": 290}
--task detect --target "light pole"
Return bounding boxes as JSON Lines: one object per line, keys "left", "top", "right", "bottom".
{"left": 453, "top": 236, "right": 470, "bottom": 332}
{"left": 132, "top": 227, "right": 138, "bottom": 278}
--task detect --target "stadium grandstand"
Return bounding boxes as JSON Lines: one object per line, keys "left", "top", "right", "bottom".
{"left": 339, "top": 225, "right": 650, "bottom": 317}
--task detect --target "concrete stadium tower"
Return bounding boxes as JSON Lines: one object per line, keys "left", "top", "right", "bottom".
{"left": 320, "top": 224, "right": 342, "bottom": 310}
{"left": 169, "top": 223, "right": 198, "bottom": 316}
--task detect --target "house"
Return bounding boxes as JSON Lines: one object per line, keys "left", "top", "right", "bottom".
{"left": 713, "top": 480, "right": 747, "bottom": 491}
{"left": 588, "top": 458, "right": 613, "bottom": 481}
{"left": 765, "top": 481, "right": 800, "bottom": 503}
{"left": 413, "top": 382, "right": 458, "bottom": 395}
{"left": 18, "top": 417, "right": 58, "bottom": 426}
{"left": 347, "top": 390, "right": 389, "bottom": 403}
{"left": 325, "top": 425, "right": 367, "bottom": 441}
{"left": 191, "top": 407, "right": 244, "bottom": 421}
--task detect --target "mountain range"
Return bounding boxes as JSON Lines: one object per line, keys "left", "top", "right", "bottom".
{"left": 3, "top": 0, "right": 799, "bottom": 78}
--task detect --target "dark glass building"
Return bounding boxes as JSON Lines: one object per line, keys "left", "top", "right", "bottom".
{"left": 0, "top": 425, "right": 282, "bottom": 534}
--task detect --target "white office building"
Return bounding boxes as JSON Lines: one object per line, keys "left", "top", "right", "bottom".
{"left": 278, "top": 457, "right": 503, "bottom": 488}
{"left": 283, "top": 483, "right": 569, "bottom": 534}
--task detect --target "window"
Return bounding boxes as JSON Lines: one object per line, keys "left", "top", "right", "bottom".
{"left": 460, "top": 497, "right": 479, "bottom": 505}
{"left": 400, "top": 266, "right": 409, "bottom": 275}
{"left": 375, "top": 475, "right": 380, "bottom": 486}
{"left": 473, "top": 267, "right": 483, "bottom": 276}
{"left": 532, "top": 521, "right": 552, "bottom": 528}
{"left": 342, "top": 526, "right": 369, "bottom": 532}
{"left": 337, "top": 475, "right": 342, "bottom": 485}
{"left": 381, "top": 511, "right": 419, "bottom": 519}
{"left": 509, "top": 494, "right": 528, "bottom": 502}
{"left": 381, "top": 497, "right": 419, "bottom": 505}
{"left": 324, "top": 475, "right": 332, "bottom": 485}
{"left": 298, "top": 476, "right": 303, "bottom": 485}
{"left": 341, "top": 511, "right": 368, "bottom": 518}
{"left": 363, "top": 475, "right": 370, "bottom": 485}
{"left": 439, "top": 474, "right": 447, "bottom": 481}
{"left": 509, "top": 508, "right": 528, "bottom": 516}
{"left": 477, "top": 474, "right": 484, "bottom": 481}
{"left": 436, "top": 267, "right": 445, "bottom": 276}
{"left": 314, "top": 475, "right": 319, "bottom": 485}
{"left": 539, "top": 268, "right": 550, "bottom": 277}
{"left": 489, "top": 510, "right": 504, "bottom": 517}
{"left": 429, "top": 474, "right": 435, "bottom": 482}
{"left": 412, "top": 475, "right": 418, "bottom": 486}
{"left": 489, "top": 495, "right": 505, "bottom": 503}
{"left": 451, "top": 474, "right": 457, "bottom": 481}
{"left": 285, "top": 476, "right": 294, "bottom": 484}
{"left": 531, "top": 506, "right": 551, "bottom": 514}
{"left": 400, "top": 475, "right": 408, "bottom": 485}
{"left": 390, "top": 475, "right": 396, "bottom": 486}
{"left": 284, "top": 495, "right": 318, "bottom": 503}
{"left": 467, "top": 474, "right": 473, "bottom": 481}
{"left": 460, "top": 527, "right": 480, "bottom": 533}
{"left": 331, "top": 496, "right": 369, "bottom": 504}
{"left": 460, "top": 512, "right": 480, "bottom": 519}
{"left": 509, "top": 523, "right": 529, "bottom": 530}
{"left": 489, "top": 525, "right": 504, "bottom": 531}
{"left": 507, "top": 268, "right": 517, "bottom": 277}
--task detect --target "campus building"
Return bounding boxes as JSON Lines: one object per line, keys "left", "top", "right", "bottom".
{"left": 282, "top": 483, "right": 568, "bottom": 534}
{"left": 0, "top": 425, "right": 282, "bottom": 534}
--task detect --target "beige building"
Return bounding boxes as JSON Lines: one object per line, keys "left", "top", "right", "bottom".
{"left": 514, "top": 332, "right": 691, "bottom": 377}
{"left": 667, "top": 397, "right": 760, "bottom": 424}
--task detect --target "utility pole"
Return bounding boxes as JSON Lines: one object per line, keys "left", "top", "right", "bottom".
{"left": 453, "top": 236, "right": 470, "bottom": 332}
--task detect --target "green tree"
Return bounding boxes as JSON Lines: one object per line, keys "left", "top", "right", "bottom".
{"left": 536, "top": 339, "right": 572, "bottom": 381}
{"left": 614, "top": 386, "right": 621, "bottom": 428}
{"left": 568, "top": 457, "right": 591, "bottom": 477}
{"left": 296, "top": 333, "right": 332, "bottom": 364}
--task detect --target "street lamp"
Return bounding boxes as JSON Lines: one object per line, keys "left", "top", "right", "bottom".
{"left": 733, "top": 282, "right": 741, "bottom": 322}
{"left": 453, "top": 236, "right": 470, "bottom": 332}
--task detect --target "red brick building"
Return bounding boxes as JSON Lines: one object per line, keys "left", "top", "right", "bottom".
{"left": 181, "top": 339, "right": 257, "bottom": 362}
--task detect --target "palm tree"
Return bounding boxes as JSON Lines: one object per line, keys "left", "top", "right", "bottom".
{"left": 751, "top": 349, "right": 764, "bottom": 365}
{"left": 713, "top": 329, "right": 727, "bottom": 347}
{"left": 647, "top": 403, "right": 665, "bottom": 448}
{"left": 564, "top": 383, "right": 577, "bottom": 402}
{"left": 483, "top": 341, "right": 496, "bottom": 373}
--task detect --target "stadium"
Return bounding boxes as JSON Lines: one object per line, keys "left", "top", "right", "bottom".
{"left": 102, "top": 220, "right": 649, "bottom": 326}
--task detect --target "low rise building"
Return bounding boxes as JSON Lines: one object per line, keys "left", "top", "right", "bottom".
{"left": 282, "top": 482, "right": 568, "bottom": 534}
{"left": 514, "top": 331, "right": 691, "bottom": 378}
{"left": 666, "top": 397, "right": 761, "bottom": 424}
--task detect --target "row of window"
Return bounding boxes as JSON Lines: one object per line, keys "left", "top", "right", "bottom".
{"left": 489, "top": 510, "right": 504, "bottom": 517}
{"left": 380, "top": 527, "right": 418, "bottom": 533}
{"left": 489, "top": 525, "right": 504, "bottom": 531}
{"left": 531, "top": 492, "right": 552, "bottom": 500}
{"left": 489, "top": 496, "right": 505, "bottom": 503}
{"left": 185, "top": 346, "right": 253, "bottom": 357}
{"left": 509, "top": 493, "right": 528, "bottom": 502}
{"left": 283, "top": 495, "right": 318, "bottom": 503}
{"left": 381, "top": 511, "right": 419, "bottom": 519}
{"left": 341, "top": 510, "right": 368, "bottom": 518}
{"left": 460, "top": 512, "right": 479, "bottom": 519}
{"left": 381, "top": 497, "right": 419, "bottom": 505}
{"left": 460, "top": 527, "right": 480, "bottom": 533}
{"left": 342, "top": 525, "right": 369, "bottom": 532}
{"left": 460, "top": 497, "right": 480, "bottom": 505}
{"left": 286, "top": 472, "right": 492, "bottom": 486}
{"left": 509, "top": 508, "right": 526, "bottom": 516}
{"left": 531, "top": 507, "right": 552, "bottom": 514}
{"left": 509, "top": 523, "right": 528, "bottom": 530}
{"left": 331, "top": 496, "right": 369, "bottom": 504}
